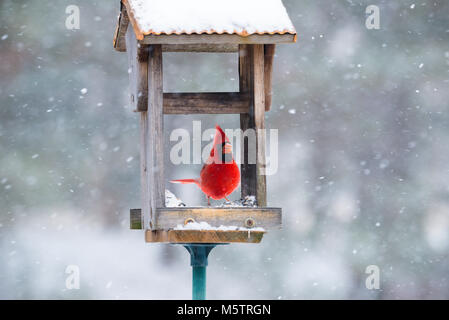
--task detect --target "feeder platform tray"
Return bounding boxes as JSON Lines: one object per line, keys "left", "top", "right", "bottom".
{"left": 145, "top": 229, "right": 265, "bottom": 244}
{"left": 130, "top": 207, "right": 281, "bottom": 244}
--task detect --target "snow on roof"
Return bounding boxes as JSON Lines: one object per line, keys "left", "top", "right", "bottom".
{"left": 123, "top": 0, "right": 296, "bottom": 37}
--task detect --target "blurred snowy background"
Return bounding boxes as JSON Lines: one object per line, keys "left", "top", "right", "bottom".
{"left": 1, "top": 0, "right": 449, "bottom": 299}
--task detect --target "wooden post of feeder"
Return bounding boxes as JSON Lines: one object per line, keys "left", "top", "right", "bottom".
{"left": 239, "top": 44, "right": 267, "bottom": 207}
{"left": 126, "top": 27, "right": 165, "bottom": 230}
{"left": 145, "top": 44, "right": 165, "bottom": 229}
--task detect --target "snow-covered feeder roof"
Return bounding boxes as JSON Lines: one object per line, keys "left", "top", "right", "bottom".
{"left": 115, "top": 0, "right": 296, "bottom": 49}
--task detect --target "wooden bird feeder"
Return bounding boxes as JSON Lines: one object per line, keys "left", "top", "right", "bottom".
{"left": 113, "top": 0, "right": 296, "bottom": 299}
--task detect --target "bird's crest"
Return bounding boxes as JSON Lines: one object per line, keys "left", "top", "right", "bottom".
{"left": 211, "top": 125, "right": 233, "bottom": 164}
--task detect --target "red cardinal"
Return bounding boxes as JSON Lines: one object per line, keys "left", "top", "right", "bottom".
{"left": 170, "top": 125, "right": 240, "bottom": 205}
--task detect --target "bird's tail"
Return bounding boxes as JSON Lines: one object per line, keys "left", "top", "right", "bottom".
{"left": 170, "top": 179, "right": 200, "bottom": 185}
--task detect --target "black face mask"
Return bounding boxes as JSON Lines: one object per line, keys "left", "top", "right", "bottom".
{"left": 217, "top": 142, "right": 233, "bottom": 164}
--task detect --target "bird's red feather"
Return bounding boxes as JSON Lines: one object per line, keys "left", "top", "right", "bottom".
{"left": 170, "top": 125, "right": 240, "bottom": 202}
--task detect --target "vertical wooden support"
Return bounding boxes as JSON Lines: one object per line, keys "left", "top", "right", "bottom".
{"left": 264, "top": 44, "right": 275, "bottom": 111}
{"left": 140, "top": 112, "right": 150, "bottom": 227}
{"left": 239, "top": 45, "right": 256, "bottom": 200}
{"left": 126, "top": 28, "right": 149, "bottom": 112}
{"left": 253, "top": 44, "right": 267, "bottom": 207}
{"left": 239, "top": 44, "right": 267, "bottom": 207}
{"left": 142, "top": 44, "right": 165, "bottom": 229}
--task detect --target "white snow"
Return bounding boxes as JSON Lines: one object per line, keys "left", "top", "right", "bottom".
{"left": 165, "top": 189, "right": 186, "bottom": 207}
{"left": 126, "top": 0, "right": 295, "bottom": 36}
{"left": 174, "top": 221, "right": 265, "bottom": 232}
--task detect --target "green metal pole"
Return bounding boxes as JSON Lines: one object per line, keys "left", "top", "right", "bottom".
{"left": 192, "top": 266, "right": 207, "bottom": 300}
{"left": 184, "top": 244, "right": 216, "bottom": 300}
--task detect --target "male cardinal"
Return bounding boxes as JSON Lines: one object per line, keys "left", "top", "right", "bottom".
{"left": 170, "top": 125, "right": 240, "bottom": 205}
